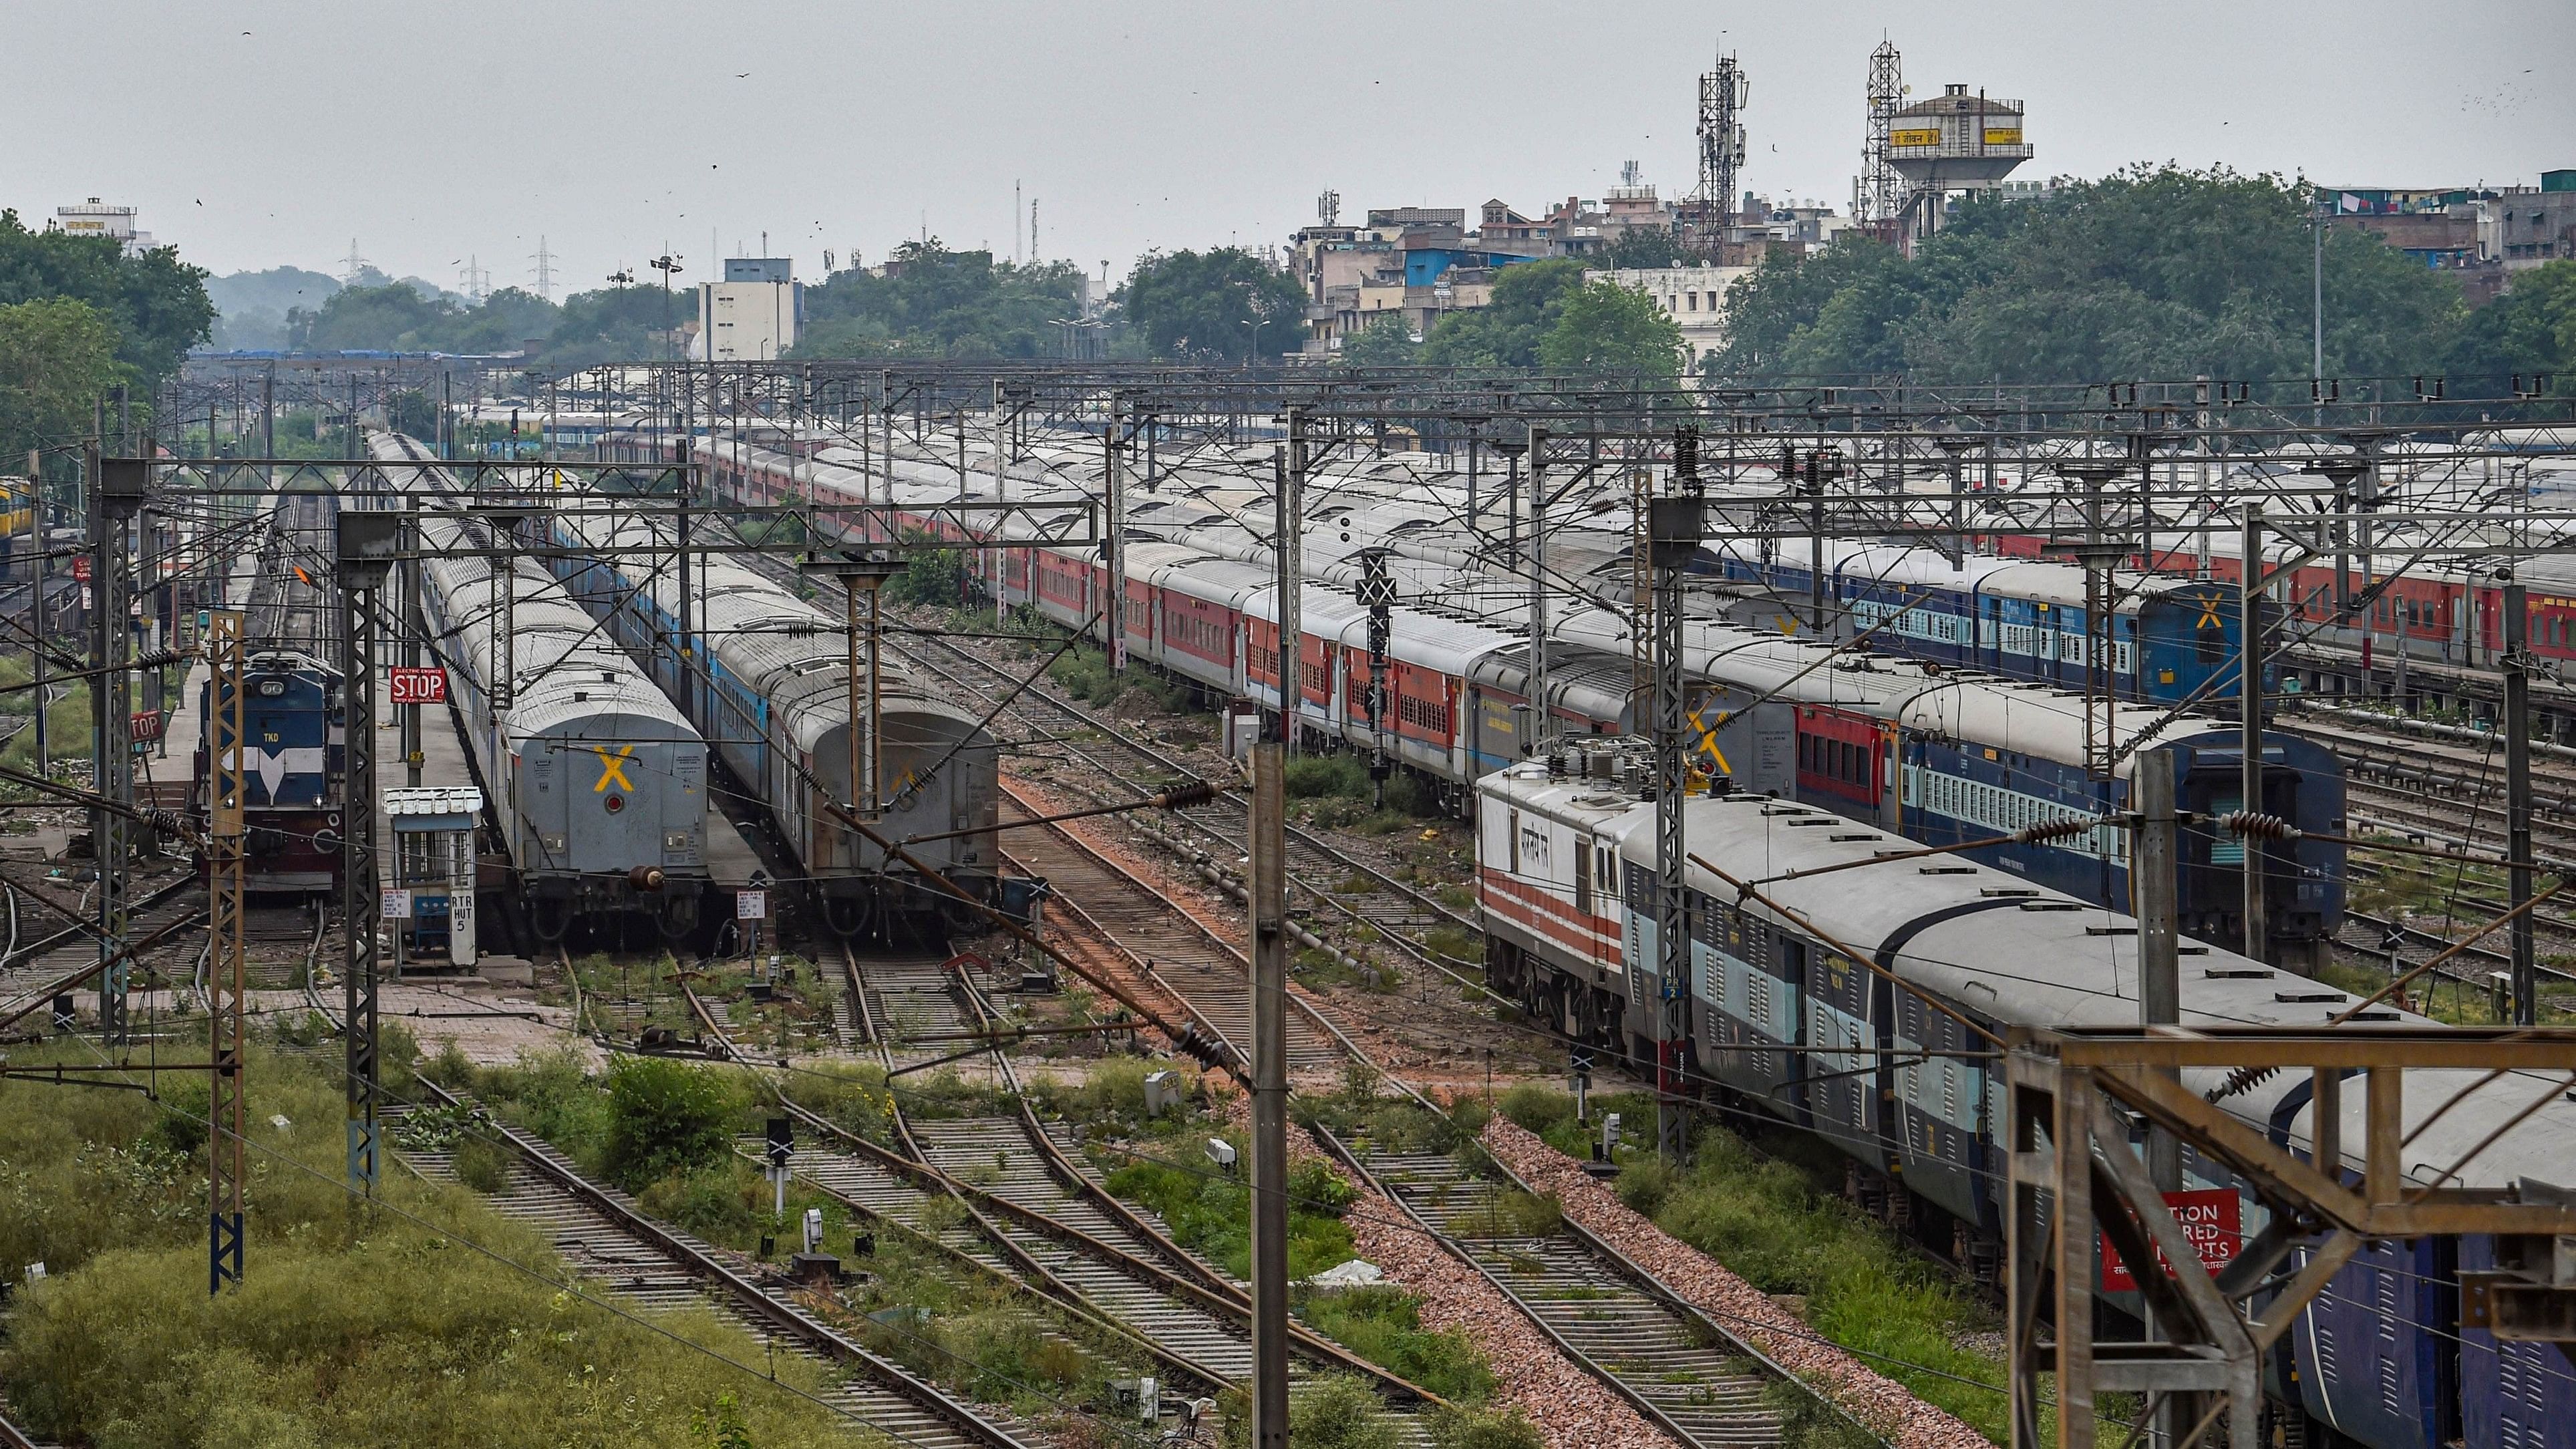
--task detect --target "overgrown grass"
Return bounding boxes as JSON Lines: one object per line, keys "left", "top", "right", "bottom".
{"left": 780, "top": 1060, "right": 897, "bottom": 1144}
{"left": 1100, "top": 1139, "right": 1355, "bottom": 1282}
{"left": 1297, "top": 1286, "right": 1494, "bottom": 1402}
{"left": 0, "top": 1040, "right": 864, "bottom": 1448}
{"left": 1044, "top": 641, "right": 1193, "bottom": 713}
{"left": 1287, "top": 754, "right": 1372, "bottom": 799}
{"left": 1025, "top": 1054, "right": 1212, "bottom": 1140}
{"left": 1219, "top": 1373, "right": 1406, "bottom": 1449}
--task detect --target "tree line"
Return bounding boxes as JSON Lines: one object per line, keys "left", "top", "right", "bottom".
{"left": 0, "top": 210, "right": 215, "bottom": 480}
{"left": 1705, "top": 164, "right": 2573, "bottom": 395}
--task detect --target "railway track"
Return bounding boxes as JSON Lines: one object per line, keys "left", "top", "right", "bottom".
{"left": 985, "top": 778, "right": 1816, "bottom": 1448}
{"left": 395, "top": 1078, "right": 1039, "bottom": 1449}
{"left": 996, "top": 794, "right": 1347, "bottom": 1076}
{"left": 672, "top": 953, "right": 1447, "bottom": 1438}
{"left": 286, "top": 936, "right": 1043, "bottom": 1449}
{"left": 1337, "top": 1142, "right": 1780, "bottom": 1446}
{"left": 2345, "top": 780, "right": 2576, "bottom": 869}
{"left": 0, "top": 872, "right": 201, "bottom": 1032}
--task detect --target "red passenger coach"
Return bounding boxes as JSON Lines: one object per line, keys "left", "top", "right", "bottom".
{"left": 1794, "top": 706, "right": 1885, "bottom": 809}
{"left": 1124, "top": 575, "right": 1156, "bottom": 654}
{"left": 1035, "top": 551, "right": 1092, "bottom": 617}
{"left": 1247, "top": 617, "right": 1287, "bottom": 695}
{"left": 1299, "top": 634, "right": 1336, "bottom": 713}
{"left": 1390, "top": 660, "right": 1459, "bottom": 748}
{"left": 1160, "top": 590, "right": 1234, "bottom": 673}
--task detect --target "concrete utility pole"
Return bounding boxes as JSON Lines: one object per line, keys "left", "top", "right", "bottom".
{"left": 90, "top": 446, "right": 142, "bottom": 1046}
{"left": 1105, "top": 395, "right": 1127, "bottom": 673}
{"left": 2239, "top": 504, "right": 2268, "bottom": 964}
{"left": 1246, "top": 742, "right": 1291, "bottom": 1449}
{"left": 1277, "top": 407, "right": 1307, "bottom": 754}
{"left": 1653, "top": 430, "right": 1704, "bottom": 1161}
{"left": 338, "top": 508, "right": 403, "bottom": 1194}
{"left": 2506, "top": 576, "right": 2536, "bottom": 1023}
{"left": 2132, "top": 748, "right": 2186, "bottom": 1447}
{"left": 401, "top": 496, "right": 422, "bottom": 788}
{"left": 1526, "top": 424, "right": 1551, "bottom": 755}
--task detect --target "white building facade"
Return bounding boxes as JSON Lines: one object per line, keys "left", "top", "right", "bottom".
{"left": 1585, "top": 264, "right": 1754, "bottom": 367}
{"left": 695, "top": 258, "right": 804, "bottom": 361}
{"left": 54, "top": 198, "right": 156, "bottom": 255}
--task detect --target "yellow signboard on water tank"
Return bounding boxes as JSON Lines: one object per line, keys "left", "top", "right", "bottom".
{"left": 1891, "top": 127, "right": 1943, "bottom": 147}
{"left": 1983, "top": 127, "right": 2023, "bottom": 145}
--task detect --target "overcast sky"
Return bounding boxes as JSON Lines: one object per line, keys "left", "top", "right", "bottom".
{"left": 7, "top": 0, "right": 2571, "bottom": 297}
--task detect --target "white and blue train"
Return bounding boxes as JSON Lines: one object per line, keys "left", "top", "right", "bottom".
{"left": 1478, "top": 751, "right": 2573, "bottom": 1449}
{"left": 1705, "top": 536, "right": 2259, "bottom": 706}
{"left": 542, "top": 499, "right": 1002, "bottom": 943}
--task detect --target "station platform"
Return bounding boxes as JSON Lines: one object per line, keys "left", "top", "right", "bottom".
{"left": 371, "top": 667, "right": 486, "bottom": 871}
{"left": 140, "top": 549, "right": 259, "bottom": 810}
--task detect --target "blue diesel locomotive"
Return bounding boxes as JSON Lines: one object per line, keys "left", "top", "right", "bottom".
{"left": 195, "top": 651, "right": 345, "bottom": 895}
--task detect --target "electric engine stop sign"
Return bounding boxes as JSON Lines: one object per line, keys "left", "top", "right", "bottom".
{"left": 388, "top": 667, "right": 448, "bottom": 705}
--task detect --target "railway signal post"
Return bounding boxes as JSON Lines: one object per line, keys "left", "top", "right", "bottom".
{"left": 337, "top": 508, "right": 405, "bottom": 1194}
{"left": 1245, "top": 742, "right": 1291, "bottom": 1449}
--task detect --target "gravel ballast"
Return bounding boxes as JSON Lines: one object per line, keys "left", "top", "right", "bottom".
{"left": 1483, "top": 1118, "right": 1993, "bottom": 1449}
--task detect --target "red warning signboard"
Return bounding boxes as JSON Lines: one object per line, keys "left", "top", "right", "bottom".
{"left": 389, "top": 667, "right": 448, "bottom": 705}
{"left": 2102, "top": 1188, "right": 2243, "bottom": 1291}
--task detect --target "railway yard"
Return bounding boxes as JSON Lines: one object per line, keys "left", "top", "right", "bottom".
{"left": 3, "top": 373, "right": 2575, "bottom": 1449}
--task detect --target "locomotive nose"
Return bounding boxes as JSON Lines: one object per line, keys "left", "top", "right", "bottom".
{"left": 628, "top": 864, "right": 667, "bottom": 893}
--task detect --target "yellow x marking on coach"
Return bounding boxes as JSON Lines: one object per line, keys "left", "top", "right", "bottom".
{"left": 591, "top": 745, "right": 636, "bottom": 792}
{"left": 1687, "top": 707, "right": 1732, "bottom": 774}
{"left": 2194, "top": 593, "right": 2225, "bottom": 630}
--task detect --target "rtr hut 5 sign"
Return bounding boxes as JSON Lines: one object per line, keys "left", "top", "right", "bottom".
{"left": 388, "top": 667, "right": 448, "bottom": 705}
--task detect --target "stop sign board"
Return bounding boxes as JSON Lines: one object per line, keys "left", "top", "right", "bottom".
{"left": 2101, "top": 1188, "right": 2242, "bottom": 1291}
{"left": 389, "top": 667, "right": 448, "bottom": 705}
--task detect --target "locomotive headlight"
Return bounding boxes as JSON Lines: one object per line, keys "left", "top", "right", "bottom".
{"left": 255, "top": 679, "right": 287, "bottom": 697}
